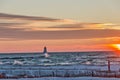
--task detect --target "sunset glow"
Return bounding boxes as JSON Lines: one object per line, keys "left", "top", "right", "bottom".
{"left": 111, "top": 44, "right": 120, "bottom": 50}
{"left": 0, "top": 0, "right": 120, "bottom": 52}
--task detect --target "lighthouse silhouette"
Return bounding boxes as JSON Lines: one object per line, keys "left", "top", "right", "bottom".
{"left": 43, "top": 46, "right": 47, "bottom": 53}
{"left": 43, "top": 46, "right": 49, "bottom": 57}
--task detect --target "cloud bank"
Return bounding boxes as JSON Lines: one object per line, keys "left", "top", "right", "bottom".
{"left": 0, "top": 13, "right": 120, "bottom": 40}
{"left": 0, "top": 27, "right": 120, "bottom": 40}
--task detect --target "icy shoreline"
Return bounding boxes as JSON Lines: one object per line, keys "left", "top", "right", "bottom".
{"left": 0, "top": 64, "right": 120, "bottom": 78}
{"left": 0, "top": 77, "right": 120, "bottom": 80}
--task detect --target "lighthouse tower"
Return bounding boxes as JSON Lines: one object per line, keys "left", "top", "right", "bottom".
{"left": 43, "top": 46, "right": 49, "bottom": 57}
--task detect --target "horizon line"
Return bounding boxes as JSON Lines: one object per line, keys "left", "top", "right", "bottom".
{"left": 0, "top": 50, "right": 113, "bottom": 54}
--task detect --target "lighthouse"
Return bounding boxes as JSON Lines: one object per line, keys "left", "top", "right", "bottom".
{"left": 43, "top": 46, "right": 49, "bottom": 57}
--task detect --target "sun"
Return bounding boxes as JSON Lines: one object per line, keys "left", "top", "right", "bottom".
{"left": 108, "top": 44, "right": 120, "bottom": 55}
{"left": 110, "top": 44, "right": 120, "bottom": 51}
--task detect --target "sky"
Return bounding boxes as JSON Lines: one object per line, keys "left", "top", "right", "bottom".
{"left": 0, "top": 0, "right": 120, "bottom": 52}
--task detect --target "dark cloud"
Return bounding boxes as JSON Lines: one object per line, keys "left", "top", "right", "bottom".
{"left": 0, "top": 23, "right": 26, "bottom": 27}
{"left": 0, "top": 27, "right": 120, "bottom": 40}
{"left": 0, "top": 13, "right": 62, "bottom": 22}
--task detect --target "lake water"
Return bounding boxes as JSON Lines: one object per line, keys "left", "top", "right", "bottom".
{"left": 0, "top": 51, "right": 119, "bottom": 66}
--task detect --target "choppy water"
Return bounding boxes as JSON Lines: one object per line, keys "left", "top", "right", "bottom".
{"left": 0, "top": 51, "right": 119, "bottom": 66}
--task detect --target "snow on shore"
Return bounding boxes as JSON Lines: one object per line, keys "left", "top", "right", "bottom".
{"left": 0, "top": 77, "right": 120, "bottom": 80}
{"left": 0, "top": 64, "right": 120, "bottom": 78}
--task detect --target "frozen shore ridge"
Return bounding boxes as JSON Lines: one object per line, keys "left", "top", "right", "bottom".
{"left": 0, "top": 77, "right": 120, "bottom": 80}
{"left": 0, "top": 64, "right": 120, "bottom": 79}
